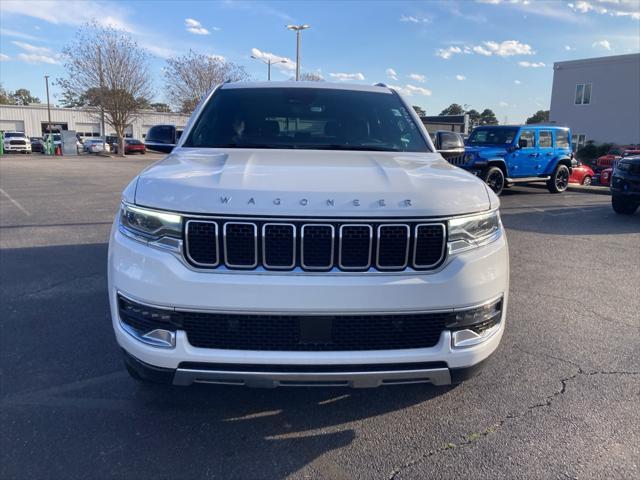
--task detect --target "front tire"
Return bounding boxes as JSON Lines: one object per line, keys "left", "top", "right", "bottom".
{"left": 547, "top": 164, "right": 570, "bottom": 193}
{"left": 582, "top": 175, "right": 592, "bottom": 186}
{"left": 612, "top": 196, "right": 638, "bottom": 215}
{"left": 484, "top": 166, "right": 505, "bottom": 196}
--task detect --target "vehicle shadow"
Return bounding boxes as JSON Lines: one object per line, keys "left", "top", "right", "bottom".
{"left": 0, "top": 242, "right": 457, "bottom": 480}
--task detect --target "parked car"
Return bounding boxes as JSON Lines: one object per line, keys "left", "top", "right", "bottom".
{"left": 30, "top": 136, "right": 45, "bottom": 153}
{"left": 460, "top": 125, "right": 573, "bottom": 195}
{"left": 430, "top": 130, "right": 465, "bottom": 165}
{"left": 610, "top": 155, "right": 640, "bottom": 214}
{"left": 43, "top": 133, "right": 62, "bottom": 149}
{"left": 569, "top": 161, "right": 595, "bottom": 186}
{"left": 112, "top": 138, "right": 146, "bottom": 154}
{"left": 144, "top": 124, "right": 183, "bottom": 153}
{"left": 110, "top": 82, "right": 508, "bottom": 388}
{"left": 3, "top": 131, "right": 32, "bottom": 153}
{"left": 83, "top": 138, "right": 111, "bottom": 153}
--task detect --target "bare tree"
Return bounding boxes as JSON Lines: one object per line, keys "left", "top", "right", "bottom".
{"left": 164, "top": 51, "right": 249, "bottom": 113}
{"left": 299, "top": 72, "right": 324, "bottom": 81}
{"left": 58, "top": 22, "right": 152, "bottom": 156}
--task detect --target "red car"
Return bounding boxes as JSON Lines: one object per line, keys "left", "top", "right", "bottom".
{"left": 113, "top": 139, "right": 146, "bottom": 154}
{"left": 569, "top": 163, "right": 595, "bottom": 186}
{"left": 600, "top": 167, "right": 613, "bottom": 186}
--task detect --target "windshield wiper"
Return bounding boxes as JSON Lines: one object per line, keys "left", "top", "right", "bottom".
{"left": 308, "top": 144, "right": 402, "bottom": 152}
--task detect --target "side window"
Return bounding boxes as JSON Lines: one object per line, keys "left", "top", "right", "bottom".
{"left": 539, "top": 130, "right": 553, "bottom": 148}
{"left": 556, "top": 130, "right": 570, "bottom": 149}
{"left": 518, "top": 129, "right": 535, "bottom": 148}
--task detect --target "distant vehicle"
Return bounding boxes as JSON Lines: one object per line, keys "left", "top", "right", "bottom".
{"left": 569, "top": 162, "right": 594, "bottom": 186}
{"left": 112, "top": 139, "right": 146, "bottom": 155}
{"left": 3, "top": 131, "right": 32, "bottom": 154}
{"left": 44, "top": 133, "right": 62, "bottom": 147}
{"left": 430, "top": 130, "right": 465, "bottom": 165}
{"left": 460, "top": 125, "right": 573, "bottom": 195}
{"left": 30, "top": 136, "right": 45, "bottom": 153}
{"left": 83, "top": 138, "right": 111, "bottom": 153}
{"left": 610, "top": 155, "right": 640, "bottom": 214}
{"left": 144, "top": 124, "right": 183, "bottom": 153}
{"left": 599, "top": 167, "right": 613, "bottom": 187}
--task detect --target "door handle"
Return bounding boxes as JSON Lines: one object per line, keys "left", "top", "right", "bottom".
{"left": 546, "top": 152, "right": 553, "bottom": 156}
{"left": 529, "top": 153, "right": 538, "bottom": 157}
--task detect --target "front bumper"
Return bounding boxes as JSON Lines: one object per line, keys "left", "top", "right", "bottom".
{"left": 109, "top": 220, "right": 509, "bottom": 387}
{"left": 4, "top": 145, "right": 31, "bottom": 152}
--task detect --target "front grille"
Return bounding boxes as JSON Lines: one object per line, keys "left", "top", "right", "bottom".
{"left": 446, "top": 154, "right": 466, "bottom": 166}
{"left": 185, "top": 217, "right": 447, "bottom": 272}
{"left": 9, "top": 140, "right": 27, "bottom": 145}
{"left": 118, "top": 295, "right": 447, "bottom": 351}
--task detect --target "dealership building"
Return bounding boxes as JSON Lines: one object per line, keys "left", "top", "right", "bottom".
{"left": 0, "top": 104, "right": 190, "bottom": 139}
{"left": 549, "top": 53, "right": 640, "bottom": 148}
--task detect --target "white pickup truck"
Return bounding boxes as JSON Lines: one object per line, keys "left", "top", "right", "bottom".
{"left": 108, "top": 82, "right": 509, "bottom": 388}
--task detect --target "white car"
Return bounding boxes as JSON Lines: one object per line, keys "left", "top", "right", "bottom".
{"left": 109, "top": 82, "right": 509, "bottom": 388}
{"left": 3, "top": 131, "right": 32, "bottom": 153}
{"left": 83, "top": 139, "right": 111, "bottom": 153}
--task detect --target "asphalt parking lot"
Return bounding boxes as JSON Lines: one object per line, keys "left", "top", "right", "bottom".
{"left": 1, "top": 154, "right": 638, "bottom": 480}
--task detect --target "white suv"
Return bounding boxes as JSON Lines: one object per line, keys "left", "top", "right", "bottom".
{"left": 108, "top": 82, "right": 509, "bottom": 388}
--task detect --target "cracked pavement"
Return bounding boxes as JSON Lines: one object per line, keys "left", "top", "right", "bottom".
{"left": 1, "top": 155, "right": 639, "bottom": 479}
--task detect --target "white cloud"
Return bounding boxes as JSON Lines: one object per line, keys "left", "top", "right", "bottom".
{"left": 436, "top": 46, "right": 462, "bottom": 59}
{"left": 390, "top": 84, "right": 432, "bottom": 96}
{"left": 185, "top": 18, "right": 209, "bottom": 35}
{"left": 11, "top": 40, "right": 50, "bottom": 54}
{"left": 592, "top": 39, "right": 612, "bottom": 50}
{"left": 499, "top": 101, "right": 510, "bottom": 107}
{"left": 438, "top": 40, "right": 534, "bottom": 59}
{"left": 569, "top": 1, "right": 640, "bottom": 20}
{"left": 17, "top": 53, "right": 60, "bottom": 64}
{"left": 385, "top": 68, "right": 398, "bottom": 80}
{"left": 208, "top": 54, "right": 226, "bottom": 62}
{"left": 399, "top": 14, "right": 431, "bottom": 23}
{"left": 329, "top": 72, "right": 365, "bottom": 81}
{"left": 0, "top": 27, "right": 41, "bottom": 41}
{"left": 518, "top": 61, "right": 546, "bottom": 67}
{"left": 456, "top": 74, "right": 466, "bottom": 81}
{"left": 565, "top": 45, "right": 574, "bottom": 51}
{"left": 0, "top": 53, "right": 10, "bottom": 61}
{"left": 251, "top": 47, "right": 295, "bottom": 71}
{"left": 514, "top": 79, "right": 522, "bottom": 84}
{"left": 408, "top": 73, "right": 426, "bottom": 82}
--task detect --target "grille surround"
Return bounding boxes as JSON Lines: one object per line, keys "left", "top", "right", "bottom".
{"left": 184, "top": 217, "right": 447, "bottom": 273}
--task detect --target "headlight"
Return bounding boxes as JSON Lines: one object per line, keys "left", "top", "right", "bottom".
{"left": 448, "top": 210, "right": 502, "bottom": 254}
{"left": 119, "top": 203, "right": 182, "bottom": 241}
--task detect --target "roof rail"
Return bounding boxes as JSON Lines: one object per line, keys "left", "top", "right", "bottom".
{"left": 374, "top": 82, "right": 388, "bottom": 88}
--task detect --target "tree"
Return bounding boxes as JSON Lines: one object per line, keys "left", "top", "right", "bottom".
{"left": 466, "top": 109, "right": 481, "bottom": 128}
{"left": 412, "top": 105, "right": 426, "bottom": 117}
{"left": 11, "top": 88, "right": 41, "bottom": 105}
{"left": 164, "top": 51, "right": 249, "bottom": 113}
{"left": 299, "top": 72, "right": 324, "bottom": 81}
{"left": 0, "top": 84, "right": 13, "bottom": 105}
{"left": 526, "top": 110, "right": 550, "bottom": 124}
{"left": 58, "top": 22, "right": 152, "bottom": 156}
{"left": 149, "top": 102, "right": 171, "bottom": 113}
{"left": 479, "top": 108, "right": 499, "bottom": 125}
{"left": 439, "top": 103, "right": 465, "bottom": 116}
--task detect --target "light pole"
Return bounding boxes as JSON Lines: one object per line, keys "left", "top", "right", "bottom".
{"left": 44, "top": 75, "right": 53, "bottom": 154}
{"left": 251, "top": 55, "right": 288, "bottom": 81}
{"left": 286, "top": 24, "right": 310, "bottom": 81}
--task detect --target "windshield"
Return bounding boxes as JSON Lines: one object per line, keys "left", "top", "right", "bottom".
{"left": 184, "top": 87, "right": 430, "bottom": 152}
{"left": 467, "top": 127, "right": 518, "bottom": 146}
{"left": 4, "top": 132, "right": 26, "bottom": 138}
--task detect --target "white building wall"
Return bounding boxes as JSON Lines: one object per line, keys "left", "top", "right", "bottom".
{"left": 0, "top": 104, "right": 190, "bottom": 139}
{"left": 549, "top": 53, "right": 640, "bottom": 145}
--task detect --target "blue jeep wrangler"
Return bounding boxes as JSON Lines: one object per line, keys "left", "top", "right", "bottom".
{"left": 457, "top": 125, "right": 573, "bottom": 195}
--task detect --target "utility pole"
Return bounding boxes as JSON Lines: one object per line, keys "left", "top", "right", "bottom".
{"left": 286, "top": 25, "right": 310, "bottom": 81}
{"left": 44, "top": 75, "right": 53, "bottom": 155}
{"left": 97, "top": 45, "right": 106, "bottom": 151}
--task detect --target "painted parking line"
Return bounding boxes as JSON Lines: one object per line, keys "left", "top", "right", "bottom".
{"left": 0, "top": 188, "right": 31, "bottom": 216}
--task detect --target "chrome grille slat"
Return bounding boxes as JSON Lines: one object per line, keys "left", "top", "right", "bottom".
{"left": 185, "top": 218, "right": 446, "bottom": 273}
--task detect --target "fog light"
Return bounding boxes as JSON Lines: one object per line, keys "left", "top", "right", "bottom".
{"left": 118, "top": 294, "right": 179, "bottom": 348}
{"left": 448, "top": 297, "right": 503, "bottom": 348}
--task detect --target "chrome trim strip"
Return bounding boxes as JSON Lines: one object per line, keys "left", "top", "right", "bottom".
{"left": 262, "top": 223, "right": 296, "bottom": 270}
{"left": 116, "top": 289, "right": 504, "bottom": 316}
{"left": 173, "top": 367, "right": 452, "bottom": 388}
{"left": 376, "top": 224, "right": 410, "bottom": 270}
{"left": 300, "top": 224, "right": 335, "bottom": 270}
{"left": 185, "top": 220, "right": 219, "bottom": 267}
{"left": 338, "top": 224, "right": 373, "bottom": 270}
{"left": 412, "top": 223, "right": 447, "bottom": 269}
{"left": 223, "top": 222, "right": 258, "bottom": 269}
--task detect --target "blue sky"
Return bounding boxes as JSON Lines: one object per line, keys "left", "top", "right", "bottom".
{"left": 1, "top": 0, "right": 638, "bottom": 122}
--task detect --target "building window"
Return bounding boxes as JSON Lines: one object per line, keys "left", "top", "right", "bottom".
{"left": 571, "top": 133, "right": 587, "bottom": 152}
{"left": 575, "top": 83, "right": 592, "bottom": 105}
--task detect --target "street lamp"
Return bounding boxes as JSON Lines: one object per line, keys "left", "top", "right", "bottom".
{"left": 286, "top": 24, "right": 310, "bottom": 81}
{"left": 250, "top": 55, "right": 288, "bottom": 81}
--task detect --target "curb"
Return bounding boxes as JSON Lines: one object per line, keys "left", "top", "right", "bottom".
{"left": 567, "top": 184, "right": 610, "bottom": 196}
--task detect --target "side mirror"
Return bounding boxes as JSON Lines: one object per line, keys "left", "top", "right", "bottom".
{"left": 517, "top": 138, "right": 528, "bottom": 149}
{"left": 145, "top": 125, "right": 177, "bottom": 153}
{"left": 571, "top": 158, "right": 578, "bottom": 168}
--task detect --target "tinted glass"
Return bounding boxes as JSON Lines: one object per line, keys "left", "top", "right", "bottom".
{"left": 4, "top": 132, "right": 24, "bottom": 138}
{"left": 146, "top": 125, "right": 175, "bottom": 144}
{"left": 538, "top": 130, "right": 552, "bottom": 148}
{"left": 518, "top": 130, "right": 535, "bottom": 148}
{"left": 184, "top": 87, "right": 430, "bottom": 152}
{"left": 556, "top": 130, "right": 570, "bottom": 148}
{"left": 467, "top": 127, "right": 518, "bottom": 146}
{"left": 575, "top": 84, "right": 584, "bottom": 104}
{"left": 583, "top": 83, "right": 591, "bottom": 104}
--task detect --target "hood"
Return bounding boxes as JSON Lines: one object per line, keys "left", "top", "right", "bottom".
{"left": 133, "top": 148, "right": 491, "bottom": 217}
{"left": 465, "top": 146, "right": 508, "bottom": 158}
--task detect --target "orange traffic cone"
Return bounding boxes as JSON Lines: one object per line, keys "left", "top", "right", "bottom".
{"left": 55, "top": 145, "right": 62, "bottom": 156}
